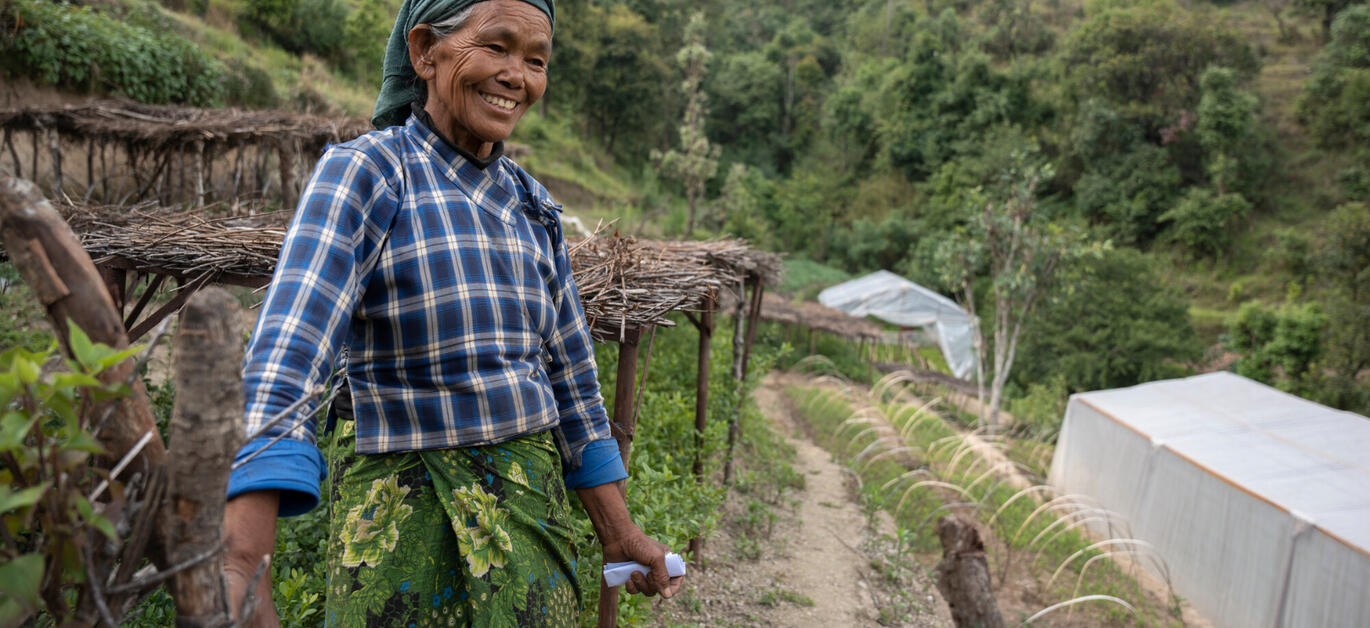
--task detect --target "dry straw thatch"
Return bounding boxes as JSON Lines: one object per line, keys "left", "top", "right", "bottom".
{"left": 17, "top": 204, "right": 782, "bottom": 342}
{"left": 0, "top": 101, "right": 369, "bottom": 153}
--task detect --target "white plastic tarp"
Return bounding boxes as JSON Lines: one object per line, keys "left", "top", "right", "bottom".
{"left": 1049, "top": 372, "right": 1370, "bottom": 628}
{"left": 817, "top": 270, "right": 977, "bottom": 379}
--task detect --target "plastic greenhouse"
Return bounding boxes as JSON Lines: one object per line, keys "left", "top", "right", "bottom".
{"left": 817, "top": 270, "right": 977, "bottom": 379}
{"left": 1049, "top": 372, "right": 1370, "bottom": 628}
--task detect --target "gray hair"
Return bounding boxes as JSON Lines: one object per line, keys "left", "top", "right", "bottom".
{"left": 413, "top": 6, "right": 475, "bottom": 105}
{"left": 427, "top": 6, "right": 475, "bottom": 41}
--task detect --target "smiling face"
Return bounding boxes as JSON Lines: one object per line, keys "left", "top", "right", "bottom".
{"left": 408, "top": 0, "right": 551, "bottom": 157}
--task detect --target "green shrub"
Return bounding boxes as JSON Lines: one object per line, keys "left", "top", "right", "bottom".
{"left": 0, "top": 0, "right": 224, "bottom": 106}
{"left": 241, "top": 0, "right": 347, "bottom": 58}
{"left": 1160, "top": 187, "right": 1251, "bottom": 256}
{"left": 1300, "top": 5, "right": 1370, "bottom": 150}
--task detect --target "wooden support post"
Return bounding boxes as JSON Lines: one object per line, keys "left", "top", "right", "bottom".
{"left": 162, "top": 287, "right": 243, "bottom": 626}
{"left": 193, "top": 141, "right": 206, "bottom": 209}
{"left": 3, "top": 128, "right": 19, "bottom": 178}
{"left": 935, "top": 516, "right": 1005, "bottom": 628}
{"left": 599, "top": 327, "right": 642, "bottom": 628}
{"left": 687, "top": 302, "right": 713, "bottom": 565}
{"left": 278, "top": 142, "right": 297, "bottom": 209}
{"left": 47, "top": 127, "right": 63, "bottom": 199}
{"left": 723, "top": 279, "right": 765, "bottom": 484}
{"left": 100, "top": 141, "right": 109, "bottom": 201}
{"left": 0, "top": 175, "right": 167, "bottom": 498}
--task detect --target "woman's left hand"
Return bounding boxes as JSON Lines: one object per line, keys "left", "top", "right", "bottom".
{"left": 576, "top": 481, "right": 685, "bottom": 599}
{"left": 603, "top": 528, "right": 684, "bottom": 598}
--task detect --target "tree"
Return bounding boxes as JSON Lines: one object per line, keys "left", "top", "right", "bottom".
{"left": 1012, "top": 247, "right": 1198, "bottom": 393}
{"left": 1196, "top": 66, "right": 1259, "bottom": 195}
{"left": 1061, "top": 1, "right": 1259, "bottom": 135}
{"left": 1320, "top": 202, "right": 1370, "bottom": 379}
{"left": 936, "top": 153, "right": 1105, "bottom": 430}
{"left": 653, "top": 12, "right": 721, "bottom": 238}
{"left": 1295, "top": 0, "right": 1367, "bottom": 40}
{"left": 1299, "top": 5, "right": 1370, "bottom": 151}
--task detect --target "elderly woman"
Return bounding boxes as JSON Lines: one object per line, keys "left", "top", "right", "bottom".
{"left": 220, "top": 0, "right": 682, "bottom": 625}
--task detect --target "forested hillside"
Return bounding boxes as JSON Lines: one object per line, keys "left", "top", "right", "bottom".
{"left": 3, "top": 0, "right": 1367, "bottom": 420}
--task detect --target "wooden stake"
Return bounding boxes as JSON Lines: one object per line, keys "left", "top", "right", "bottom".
{"left": 687, "top": 301, "right": 714, "bottom": 565}
{"left": 723, "top": 279, "right": 765, "bottom": 484}
{"left": 194, "top": 141, "right": 205, "bottom": 209}
{"left": 599, "top": 327, "right": 642, "bottom": 628}
{"left": 162, "top": 287, "right": 243, "bottom": 626}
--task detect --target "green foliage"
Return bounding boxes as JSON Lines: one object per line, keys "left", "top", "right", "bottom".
{"left": 1008, "top": 374, "right": 1070, "bottom": 439}
{"left": 0, "top": 264, "right": 50, "bottom": 354}
{"left": 651, "top": 12, "right": 722, "bottom": 239}
{"left": 1196, "top": 66, "right": 1260, "bottom": 194}
{"left": 241, "top": 0, "right": 346, "bottom": 57}
{"left": 1074, "top": 143, "right": 1183, "bottom": 244}
{"left": 876, "top": 14, "right": 1046, "bottom": 180}
{"left": 1300, "top": 5, "right": 1370, "bottom": 150}
{"left": 340, "top": 0, "right": 398, "bottom": 87}
{"left": 1317, "top": 202, "right": 1370, "bottom": 379}
{"left": 1229, "top": 301, "right": 1327, "bottom": 391}
{"left": 1160, "top": 187, "right": 1253, "bottom": 256}
{"left": 1061, "top": 1, "right": 1258, "bottom": 133}
{"left": 0, "top": 0, "right": 224, "bottom": 106}
{"left": 0, "top": 326, "right": 141, "bottom": 625}
{"left": 554, "top": 2, "right": 670, "bottom": 159}
{"left": 1013, "top": 248, "right": 1199, "bottom": 394}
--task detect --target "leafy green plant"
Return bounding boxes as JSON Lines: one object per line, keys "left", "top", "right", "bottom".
{"left": 0, "top": 323, "right": 141, "bottom": 625}
{"left": 1, "top": 0, "right": 224, "bottom": 106}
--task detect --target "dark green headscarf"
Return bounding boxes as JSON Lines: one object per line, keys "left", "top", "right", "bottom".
{"left": 372, "top": 0, "right": 554, "bottom": 130}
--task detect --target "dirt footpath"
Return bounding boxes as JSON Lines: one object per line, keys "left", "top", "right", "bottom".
{"left": 655, "top": 374, "right": 952, "bottom": 627}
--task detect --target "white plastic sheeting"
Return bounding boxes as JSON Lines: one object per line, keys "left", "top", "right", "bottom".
{"left": 817, "top": 270, "right": 977, "bottom": 379}
{"left": 1049, "top": 372, "right": 1370, "bottom": 628}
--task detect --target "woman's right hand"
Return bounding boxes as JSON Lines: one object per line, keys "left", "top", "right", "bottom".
{"left": 223, "top": 491, "right": 281, "bottom": 628}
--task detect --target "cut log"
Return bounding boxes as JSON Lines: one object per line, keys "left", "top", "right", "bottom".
{"left": 0, "top": 176, "right": 167, "bottom": 479}
{"left": 162, "top": 287, "right": 243, "bottom": 626}
{"left": 935, "top": 515, "right": 1005, "bottom": 628}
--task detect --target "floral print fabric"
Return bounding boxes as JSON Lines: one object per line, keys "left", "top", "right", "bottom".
{"left": 325, "top": 422, "right": 581, "bottom": 627}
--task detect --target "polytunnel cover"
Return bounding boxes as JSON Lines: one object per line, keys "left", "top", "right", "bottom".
{"left": 817, "top": 270, "right": 976, "bottom": 379}
{"left": 1050, "top": 371, "right": 1370, "bottom": 628}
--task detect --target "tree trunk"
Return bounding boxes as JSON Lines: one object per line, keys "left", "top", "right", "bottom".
{"left": 935, "top": 516, "right": 1005, "bottom": 628}
{"left": 162, "top": 288, "right": 243, "bottom": 626}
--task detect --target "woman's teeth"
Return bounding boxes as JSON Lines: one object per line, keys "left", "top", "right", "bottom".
{"left": 481, "top": 93, "right": 516, "bottom": 111}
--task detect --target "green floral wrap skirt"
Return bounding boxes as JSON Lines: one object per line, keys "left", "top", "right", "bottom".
{"left": 323, "top": 421, "right": 581, "bottom": 627}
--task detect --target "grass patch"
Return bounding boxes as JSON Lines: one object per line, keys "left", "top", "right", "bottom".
{"left": 758, "top": 588, "right": 815, "bottom": 608}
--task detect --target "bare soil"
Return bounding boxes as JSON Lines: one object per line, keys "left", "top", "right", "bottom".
{"left": 653, "top": 374, "right": 953, "bottom": 627}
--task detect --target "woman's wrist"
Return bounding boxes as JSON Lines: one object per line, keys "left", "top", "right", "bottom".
{"left": 574, "top": 481, "right": 638, "bottom": 558}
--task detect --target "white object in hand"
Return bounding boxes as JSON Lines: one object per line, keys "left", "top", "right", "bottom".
{"left": 602, "top": 552, "right": 687, "bottom": 587}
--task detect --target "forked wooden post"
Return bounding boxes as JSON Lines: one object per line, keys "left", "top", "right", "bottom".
{"left": 599, "top": 327, "right": 642, "bottom": 628}
{"left": 162, "top": 287, "right": 244, "bottom": 625}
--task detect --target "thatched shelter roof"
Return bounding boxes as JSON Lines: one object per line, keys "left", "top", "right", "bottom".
{"left": 0, "top": 101, "right": 369, "bottom": 153}
{"left": 14, "top": 204, "right": 772, "bottom": 342}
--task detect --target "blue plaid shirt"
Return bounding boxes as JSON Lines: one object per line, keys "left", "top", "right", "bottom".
{"left": 228, "top": 115, "right": 625, "bottom": 515}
